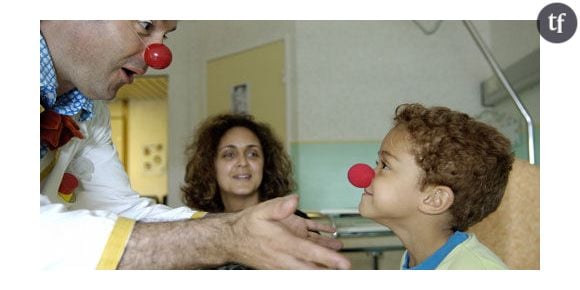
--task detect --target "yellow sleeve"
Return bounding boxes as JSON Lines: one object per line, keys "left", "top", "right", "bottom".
{"left": 96, "top": 217, "right": 136, "bottom": 270}
{"left": 95, "top": 212, "right": 206, "bottom": 269}
{"left": 191, "top": 211, "right": 208, "bottom": 219}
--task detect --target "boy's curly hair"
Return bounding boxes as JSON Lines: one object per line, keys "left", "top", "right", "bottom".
{"left": 181, "top": 113, "right": 294, "bottom": 212}
{"left": 394, "top": 103, "right": 514, "bottom": 231}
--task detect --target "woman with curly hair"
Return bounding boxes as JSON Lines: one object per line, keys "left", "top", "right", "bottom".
{"left": 182, "top": 113, "right": 302, "bottom": 216}
{"left": 182, "top": 113, "right": 314, "bottom": 270}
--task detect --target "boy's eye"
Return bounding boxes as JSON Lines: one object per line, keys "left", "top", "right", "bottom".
{"left": 375, "top": 160, "right": 390, "bottom": 170}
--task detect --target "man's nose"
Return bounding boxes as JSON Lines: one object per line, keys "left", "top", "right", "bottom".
{"left": 144, "top": 41, "right": 172, "bottom": 69}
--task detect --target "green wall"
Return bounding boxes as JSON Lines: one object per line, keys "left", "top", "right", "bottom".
{"left": 512, "top": 126, "right": 540, "bottom": 165}
{"left": 291, "top": 142, "right": 380, "bottom": 211}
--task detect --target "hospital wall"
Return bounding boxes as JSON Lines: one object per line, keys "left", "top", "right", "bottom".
{"left": 155, "top": 21, "right": 539, "bottom": 210}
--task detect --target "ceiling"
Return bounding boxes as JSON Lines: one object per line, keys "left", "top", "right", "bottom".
{"left": 114, "top": 75, "right": 168, "bottom": 101}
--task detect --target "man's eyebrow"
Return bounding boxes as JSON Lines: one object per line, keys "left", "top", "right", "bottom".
{"left": 159, "top": 21, "right": 177, "bottom": 33}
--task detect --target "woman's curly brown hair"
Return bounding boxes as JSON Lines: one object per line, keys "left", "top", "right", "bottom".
{"left": 181, "top": 113, "right": 295, "bottom": 212}
{"left": 394, "top": 103, "right": 514, "bottom": 231}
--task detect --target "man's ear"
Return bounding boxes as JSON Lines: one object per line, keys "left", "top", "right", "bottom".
{"left": 418, "top": 186, "right": 454, "bottom": 215}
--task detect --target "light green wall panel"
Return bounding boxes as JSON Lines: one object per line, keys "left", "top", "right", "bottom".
{"left": 291, "top": 142, "right": 380, "bottom": 211}
{"left": 512, "top": 127, "right": 540, "bottom": 165}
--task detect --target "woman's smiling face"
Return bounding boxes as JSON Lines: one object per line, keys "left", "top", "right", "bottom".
{"left": 215, "top": 127, "right": 264, "bottom": 198}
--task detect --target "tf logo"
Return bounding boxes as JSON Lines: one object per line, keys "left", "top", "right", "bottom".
{"left": 538, "top": 2, "right": 577, "bottom": 43}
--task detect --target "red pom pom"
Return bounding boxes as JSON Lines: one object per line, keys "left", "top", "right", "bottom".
{"left": 144, "top": 43, "right": 172, "bottom": 69}
{"left": 347, "top": 163, "right": 375, "bottom": 188}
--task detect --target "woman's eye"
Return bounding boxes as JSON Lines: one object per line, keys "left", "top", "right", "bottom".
{"left": 223, "top": 152, "right": 235, "bottom": 159}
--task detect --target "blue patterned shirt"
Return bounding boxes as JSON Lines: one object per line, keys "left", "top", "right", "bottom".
{"left": 40, "top": 33, "right": 94, "bottom": 159}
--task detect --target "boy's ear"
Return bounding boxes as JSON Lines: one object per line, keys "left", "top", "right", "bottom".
{"left": 418, "top": 186, "right": 454, "bottom": 215}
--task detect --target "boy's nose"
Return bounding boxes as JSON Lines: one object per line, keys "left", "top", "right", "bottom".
{"left": 347, "top": 163, "right": 375, "bottom": 188}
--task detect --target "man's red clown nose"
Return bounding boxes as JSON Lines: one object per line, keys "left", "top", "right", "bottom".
{"left": 347, "top": 163, "right": 375, "bottom": 188}
{"left": 144, "top": 43, "right": 172, "bottom": 69}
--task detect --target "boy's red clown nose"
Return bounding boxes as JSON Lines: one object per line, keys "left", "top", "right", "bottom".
{"left": 145, "top": 43, "right": 172, "bottom": 69}
{"left": 347, "top": 163, "right": 375, "bottom": 188}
